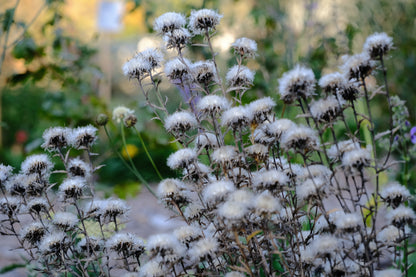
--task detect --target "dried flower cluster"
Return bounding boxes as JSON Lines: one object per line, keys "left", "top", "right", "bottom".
{"left": 1, "top": 9, "right": 414, "bottom": 277}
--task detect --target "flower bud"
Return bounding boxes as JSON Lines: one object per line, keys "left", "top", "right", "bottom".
{"left": 96, "top": 113, "right": 109, "bottom": 126}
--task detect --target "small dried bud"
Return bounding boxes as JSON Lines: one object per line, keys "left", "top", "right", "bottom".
{"left": 96, "top": 113, "right": 109, "bottom": 126}
{"left": 124, "top": 114, "right": 137, "bottom": 128}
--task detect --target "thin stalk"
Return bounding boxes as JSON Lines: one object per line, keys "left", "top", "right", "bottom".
{"left": 133, "top": 127, "right": 163, "bottom": 180}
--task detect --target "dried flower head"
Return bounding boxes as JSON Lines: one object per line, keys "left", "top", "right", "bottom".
{"left": 278, "top": 65, "right": 316, "bottom": 103}
{"left": 191, "top": 60, "right": 218, "bottom": 86}
{"left": 0, "top": 196, "right": 21, "bottom": 215}
{"left": 363, "top": 32, "right": 393, "bottom": 59}
{"left": 164, "top": 57, "right": 191, "bottom": 80}
{"left": 146, "top": 233, "right": 185, "bottom": 262}
{"left": 174, "top": 225, "right": 203, "bottom": 246}
{"left": 226, "top": 65, "right": 255, "bottom": 87}
{"left": 248, "top": 97, "right": 276, "bottom": 124}
{"left": 327, "top": 139, "right": 360, "bottom": 162}
{"left": 334, "top": 212, "right": 361, "bottom": 232}
{"left": 341, "top": 53, "right": 375, "bottom": 81}
{"left": 52, "top": 211, "right": 79, "bottom": 230}
{"left": 21, "top": 222, "right": 46, "bottom": 245}
{"left": 188, "top": 237, "right": 219, "bottom": 262}
{"left": 374, "top": 269, "right": 402, "bottom": 277}
{"left": 153, "top": 12, "right": 186, "bottom": 34}
{"left": 59, "top": 177, "right": 86, "bottom": 200}
{"left": 138, "top": 259, "right": 166, "bottom": 277}
{"left": 221, "top": 106, "right": 252, "bottom": 131}
{"left": 164, "top": 111, "right": 197, "bottom": 135}
{"left": 218, "top": 200, "right": 249, "bottom": 226}
{"left": 195, "top": 132, "right": 219, "bottom": 149}
{"left": 341, "top": 145, "right": 372, "bottom": 172}
{"left": 310, "top": 234, "right": 339, "bottom": 258}
{"left": 387, "top": 205, "right": 416, "bottom": 227}
{"left": 5, "top": 174, "right": 28, "bottom": 196}
{"left": 41, "top": 127, "right": 72, "bottom": 151}
{"left": 264, "top": 119, "right": 296, "bottom": 139}
{"left": 380, "top": 182, "right": 411, "bottom": 208}
{"left": 101, "top": 198, "right": 129, "bottom": 220}
{"left": 67, "top": 157, "right": 92, "bottom": 179}
{"left": 253, "top": 190, "right": 281, "bottom": 216}
{"left": 113, "top": 106, "right": 135, "bottom": 123}
{"left": 164, "top": 27, "right": 191, "bottom": 49}
{"left": 252, "top": 169, "right": 289, "bottom": 192}
{"left": 377, "top": 225, "right": 401, "bottom": 244}
{"left": 212, "top": 146, "right": 238, "bottom": 166}
{"left": 78, "top": 236, "right": 102, "bottom": 254}
{"left": 197, "top": 95, "right": 230, "bottom": 117}
{"left": 39, "top": 232, "right": 70, "bottom": 255}
{"left": 310, "top": 95, "right": 345, "bottom": 123}
{"left": 26, "top": 197, "right": 49, "bottom": 214}
{"left": 203, "top": 179, "right": 235, "bottom": 205}
{"left": 157, "top": 178, "right": 189, "bottom": 205}
{"left": 188, "top": 9, "right": 222, "bottom": 34}
{"left": 318, "top": 72, "right": 347, "bottom": 94}
{"left": 0, "top": 164, "right": 13, "bottom": 184}
{"left": 280, "top": 125, "right": 319, "bottom": 152}
{"left": 21, "top": 154, "right": 53, "bottom": 177}
{"left": 296, "top": 177, "right": 326, "bottom": 202}
{"left": 107, "top": 233, "right": 145, "bottom": 257}
{"left": 167, "top": 148, "right": 197, "bottom": 170}
{"left": 246, "top": 143, "right": 269, "bottom": 161}
{"left": 123, "top": 48, "right": 163, "bottom": 79}
{"left": 70, "top": 125, "right": 98, "bottom": 149}
{"left": 232, "top": 37, "right": 257, "bottom": 58}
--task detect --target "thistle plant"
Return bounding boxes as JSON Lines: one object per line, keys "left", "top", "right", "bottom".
{"left": 118, "top": 11, "right": 414, "bottom": 277}
{"left": 1, "top": 9, "right": 415, "bottom": 277}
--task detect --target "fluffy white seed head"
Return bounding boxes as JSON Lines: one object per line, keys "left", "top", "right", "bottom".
{"left": 310, "top": 95, "right": 345, "bottom": 122}
{"left": 21, "top": 154, "right": 53, "bottom": 177}
{"left": 41, "top": 127, "right": 72, "bottom": 151}
{"left": 327, "top": 139, "right": 360, "bottom": 161}
{"left": 174, "top": 225, "right": 202, "bottom": 245}
{"left": 157, "top": 178, "right": 188, "bottom": 204}
{"left": 203, "top": 179, "right": 235, "bottom": 205}
{"left": 188, "top": 237, "right": 219, "bottom": 262}
{"left": 310, "top": 234, "right": 339, "bottom": 258}
{"left": 52, "top": 211, "right": 79, "bottom": 230}
{"left": 0, "top": 164, "right": 13, "bottom": 184}
{"left": 101, "top": 198, "right": 129, "bottom": 219}
{"left": 296, "top": 177, "right": 326, "bottom": 202}
{"left": 341, "top": 145, "right": 372, "bottom": 172}
{"left": 67, "top": 157, "right": 92, "bottom": 179}
{"left": 225, "top": 272, "right": 246, "bottom": 277}
{"left": 231, "top": 37, "right": 257, "bottom": 58}
{"left": 147, "top": 233, "right": 185, "bottom": 262}
{"left": 138, "top": 259, "right": 165, "bottom": 277}
{"left": 218, "top": 200, "right": 249, "bottom": 225}
{"left": 70, "top": 125, "right": 98, "bottom": 149}
{"left": 278, "top": 65, "right": 316, "bottom": 103}
{"left": 252, "top": 169, "right": 289, "bottom": 192}
{"left": 334, "top": 213, "right": 361, "bottom": 232}
{"left": 164, "top": 57, "right": 191, "bottom": 80}
{"left": 212, "top": 146, "right": 238, "bottom": 165}
{"left": 248, "top": 97, "right": 276, "bottom": 124}
{"left": 164, "top": 111, "right": 197, "bottom": 134}
{"left": 197, "top": 95, "right": 230, "bottom": 117}
{"left": 227, "top": 189, "right": 254, "bottom": 204}
{"left": 123, "top": 48, "right": 163, "bottom": 79}
{"left": 196, "top": 132, "right": 218, "bottom": 149}
{"left": 318, "top": 72, "right": 347, "bottom": 93}
{"left": 167, "top": 148, "right": 197, "bottom": 170}
{"left": 107, "top": 233, "right": 145, "bottom": 255}
{"left": 265, "top": 119, "right": 296, "bottom": 139}
{"left": 153, "top": 12, "right": 186, "bottom": 34}
{"left": 59, "top": 177, "right": 86, "bottom": 200}
{"left": 280, "top": 125, "right": 319, "bottom": 152}
{"left": 363, "top": 32, "right": 393, "bottom": 59}
{"left": 387, "top": 205, "right": 416, "bottom": 227}
{"left": 164, "top": 27, "right": 191, "bottom": 49}
{"left": 191, "top": 60, "right": 218, "bottom": 85}
{"left": 340, "top": 53, "right": 374, "bottom": 81}
{"left": 39, "top": 232, "right": 69, "bottom": 255}
{"left": 380, "top": 182, "right": 411, "bottom": 208}
{"left": 0, "top": 196, "right": 21, "bottom": 215}
{"left": 246, "top": 144, "right": 269, "bottom": 160}
{"left": 377, "top": 225, "right": 401, "bottom": 244}
{"left": 21, "top": 222, "right": 46, "bottom": 245}
{"left": 26, "top": 197, "right": 49, "bottom": 214}
{"left": 226, "top": 65, "right": 255, "bottom": 87}
{"left": 254, "top": 190, "right": 281, "bottom": 215}
{"left": 188, "top": 9, "right": 222, "bottom": 34}
{"left": 221, "top": 106, "right": 252, "bottom": 130}
{"left": 113, "top": 106, "right": 135, "bottom": 123}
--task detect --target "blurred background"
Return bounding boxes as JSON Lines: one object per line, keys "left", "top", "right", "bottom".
{"left": 0, "top": 0, "right": 415, "bottom": 196}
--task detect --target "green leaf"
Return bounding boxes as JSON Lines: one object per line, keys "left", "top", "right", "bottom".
{"left": 2, "top": 8, "right": 15, "bottom": 32}
{"left": 12, "top": 37, "right": 43, "bottom": 63}
{"left": 7, "top": 71, "right": 31, "bottom": 85}
{"left": 0, "top": 263, "right": 26, "bottom": 274}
